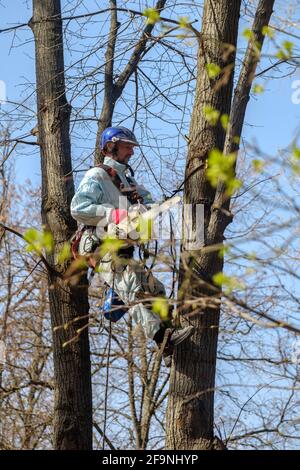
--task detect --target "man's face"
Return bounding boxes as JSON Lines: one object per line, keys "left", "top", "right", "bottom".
{"left": 115, "top": 142, "right": 135, "bottom": 164}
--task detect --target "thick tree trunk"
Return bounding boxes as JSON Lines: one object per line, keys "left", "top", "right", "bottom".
{"left": 166, "top": 0, "right": 274, "bottom": 450}
{"left": 166, "top": 0, "right": 241, "bottom": 450}
{"left": 30, "top": 0, "right": 92, "bottom": 449}
{"left": 210, "top": 0, "right": 275, "bottom": 236}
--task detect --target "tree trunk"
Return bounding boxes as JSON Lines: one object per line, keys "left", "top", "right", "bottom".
{"left": 30, "top": 0, "right": 92, "bottom": 449}
{"left": 166, "top": 0, "right": 274, "bottom": 450}
{"left": 166, "top": 0, "right": 241, "bottom": 450}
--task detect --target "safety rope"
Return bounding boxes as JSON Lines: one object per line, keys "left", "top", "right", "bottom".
{"left": 102, "top": 271, "right": 115, "bottom": 450}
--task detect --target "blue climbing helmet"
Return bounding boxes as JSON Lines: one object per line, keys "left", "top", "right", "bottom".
{"left": 101, "top": 126, "right": 139, "bottom": 149}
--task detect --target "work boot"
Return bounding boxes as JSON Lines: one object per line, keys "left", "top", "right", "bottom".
{"left": 154, "top": 325, "right": 195, "bottom": 368}
{"left": 167, "top": 325, "right": 195, "bottom": 346}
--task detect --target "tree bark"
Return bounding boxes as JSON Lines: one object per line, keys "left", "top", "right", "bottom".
{"left": 166, "top": 0, "right": 274, "bottom": 450}
{"left": 166, "top": 0, "right": 241, "bottom": 450}
{"left": 210, "top": 0, "right": 275, "bottom": 238}
{"left": 30, "top": 0, "right": 92, "bottom": 449}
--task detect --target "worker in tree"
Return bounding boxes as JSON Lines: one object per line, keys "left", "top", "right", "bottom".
{"left": 70, "top": 127, "right": 194, "bottom": 366}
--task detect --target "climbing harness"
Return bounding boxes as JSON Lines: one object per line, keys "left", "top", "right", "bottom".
{"left": 70, "top": 163, "right": 143, "bottom": 261}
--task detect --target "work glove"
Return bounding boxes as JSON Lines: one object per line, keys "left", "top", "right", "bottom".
{"left": 110, "top": 208, "right": 128, "bottom": 225}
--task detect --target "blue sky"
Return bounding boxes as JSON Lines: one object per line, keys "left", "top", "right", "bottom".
{"left": 1, "top": 0, "right": 300, "bottom": 186}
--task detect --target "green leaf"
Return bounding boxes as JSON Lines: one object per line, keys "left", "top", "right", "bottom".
{"left": 242, "top": 29, "right": 262, "bottom": 57}
{"left": 243, "top": 28, "right": 254, "bottom": 41}
{"left": 262, "top": 25, "right": 274, "bottom": 38}
{"left": 203, "top": 105, "right": 220, "bottom": 126}
{"left": 43, "top": 231, "right": 54, "bottom": 253}
{"left": 136, "top": 216, "right": 153, "bottom": 242}
{"left": 246, "top": 252, "right": 257, "bottom": 261}
{"left": 99, "top": 236, "right": 125, "bottom": 258}
{"left": 293, "top": 146, "right": 300, "bottom": 159}
{"left": 178, "top": 16, "right": 190, "bottom": 29}
{"left": 213, "top": 272, "right": 244, "bottom": 293}
{"left": 283, "top": 40, "right": 294, "bottom": 54}
{"left": 220, "top": 114, "right": 229, "bottom": 130}
{"left": 218, "top": 245, "right": 230, "bottom": 258}
{"left": 276, "top": 40, "right": 294, "bottom": 60}
{"left": 24, "top": 228, "right": 54, "bottom": 255}
{"left": 57, "top": 242, "right": 72, "bottom": 264}
{"left": 143, "top": 8, "right": 160, "bottom": 25}
{"left": 213, "top": 272, "right": 229, "bottom": 286}
{"left": 276, "top": 50, "right": 285, "bottom": 60}
{"left": 24, "top": 228, "right": 39, "bottom": 251}
{"left": 291, "top": 146, "right": 300, "bottom": 174}
{"left": 152, "top": 297, "right": 170, "bottom": 321}
{"left": 252, "top": 159, "right": 264, "bottom": 172}
{"left": 206, "top": 149, "right": 241, "bottom": 196}
{"left": 206, "top": 63, "right": 221, "bottom": 79}
{"left": 253, "top": 83, "right": 264, "bottom": 94}
{"left": 291, "top": 162, "right": 300, "bottom": 174}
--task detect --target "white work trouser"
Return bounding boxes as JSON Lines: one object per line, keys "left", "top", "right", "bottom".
{"left": 98, "top": 253, "right": 164, "bottom": 339}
